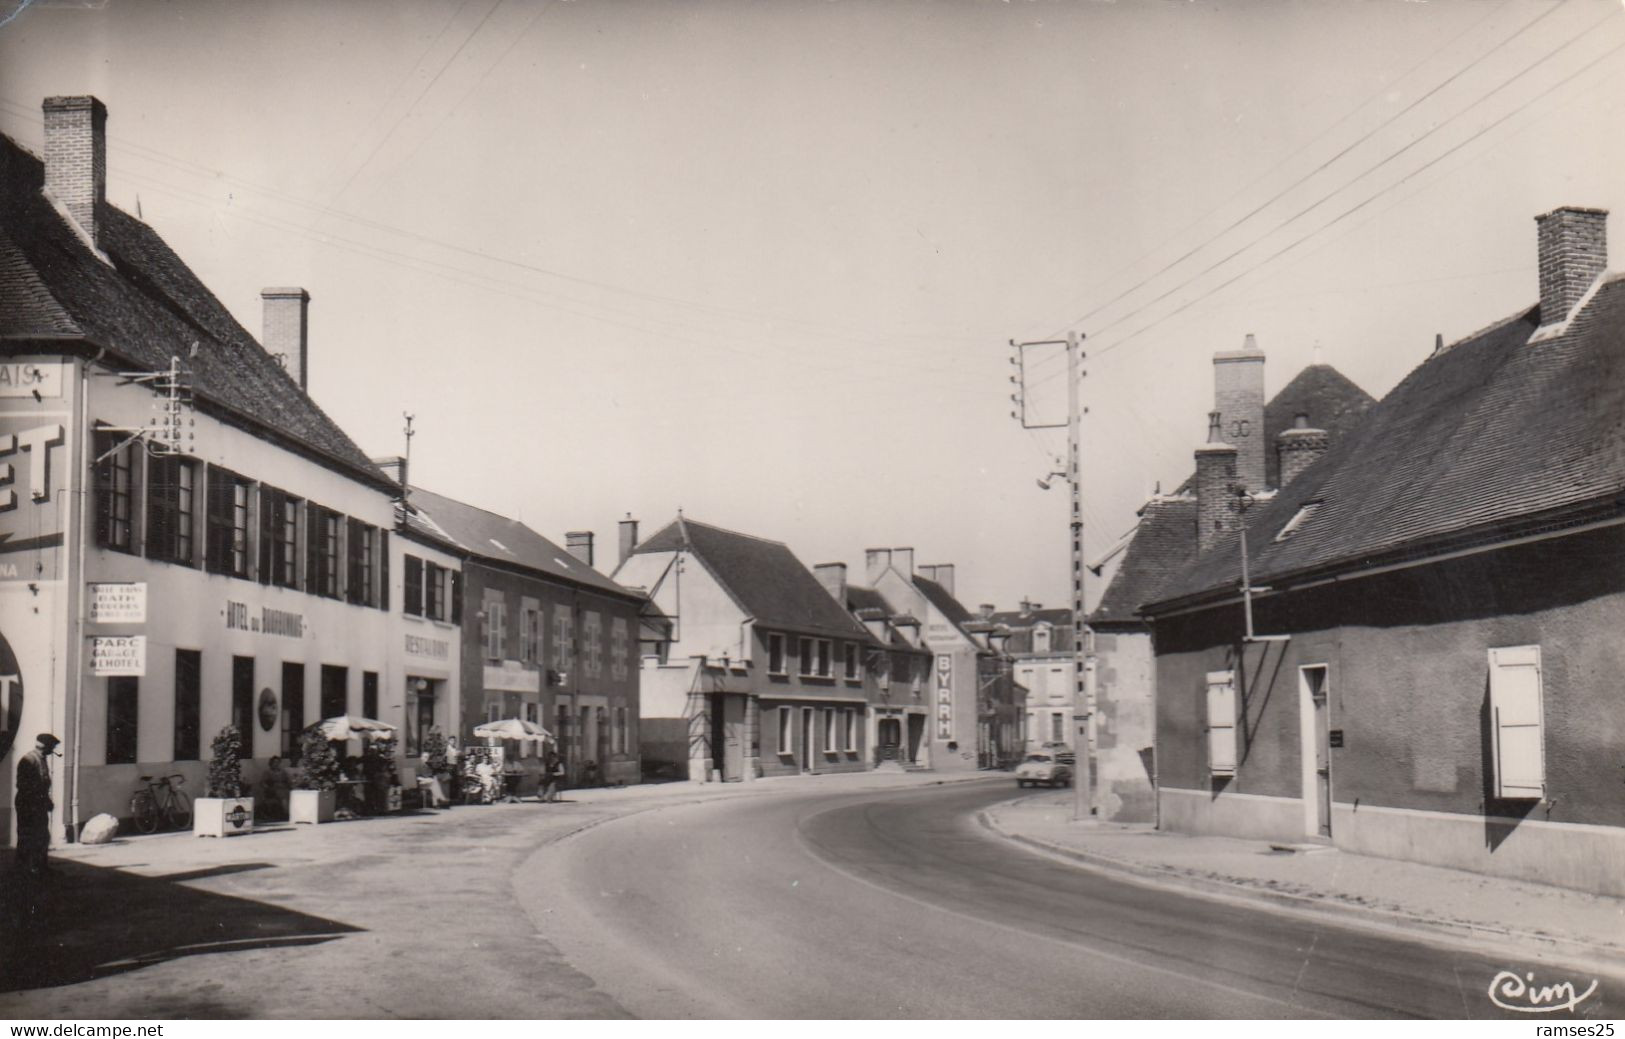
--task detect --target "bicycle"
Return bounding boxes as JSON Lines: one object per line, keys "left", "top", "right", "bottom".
{"left": 130, "top": 773, "right": 192, "bottom": 833}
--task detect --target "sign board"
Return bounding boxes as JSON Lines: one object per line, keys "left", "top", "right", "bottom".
{"left": 89, "top": 582, "right": 147, "bottom": 623}
{"left": 405, "top": 633, "right": 450, "bottom": 661}
{"left": 1329, "top": 729, "right": 1345, "bottom": 749}
{"left": 0, "top": 362, "right": 64, "bottom": 398}
{"left": 0, "top": 417, "right": 70, "bottom": 581}
{"left": 0, "top": 630, "right": 23, "bottom": 760}
{"left": 935, "top": 654, "right": 953, "bottom": 740}
{"left": 90, "top": 635, "right": 146, "bottom": 676}
{"left": 257, "top": 687, "right": 278, "bottom": 732}
{"left": 483, "top": 661, "right": 540, "bottom": 694}
{"left": 226, "top": 600, "right": 305, "bottom": 638}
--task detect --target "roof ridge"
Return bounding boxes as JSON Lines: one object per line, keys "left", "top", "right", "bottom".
{"left": 670, "top": 516, "right": 789, "bottom": 547}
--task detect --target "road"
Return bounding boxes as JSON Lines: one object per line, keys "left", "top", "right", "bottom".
{"left": 520, "top": 777, "right": 1621, "bottom": 1019}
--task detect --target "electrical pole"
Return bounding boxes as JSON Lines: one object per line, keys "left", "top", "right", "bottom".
{"left": 1008, "top": 331, "right": 1095, "bottom": 821}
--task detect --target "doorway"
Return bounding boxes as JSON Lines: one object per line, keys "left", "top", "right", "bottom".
{"left": 1298, "top": 665, "right": 1331, "bottom": 838}
{"left": 878, "top": 717, "right": 902, "bottom": 761}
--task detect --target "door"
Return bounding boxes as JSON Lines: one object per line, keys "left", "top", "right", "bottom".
{"left": 1299, "top": 666, "right": 1331, "bottom": 838}
{"left": 722, "top": 696, "right": 745, "bottom": 780}
{"left": 800, "top": 707, "right": 814, "bottom": 772}
{"left": 878, "top": 718, "right": 901, "bottom": 760}
{"left": 906, "top": 713, "right": 924, "bottom": 763}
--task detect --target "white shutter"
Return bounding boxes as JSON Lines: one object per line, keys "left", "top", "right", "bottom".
{"left": 1490, "top": 646, "right": 1545, "bottom": 800}
{"left": 1206, "top": 670, "right": 1238, "bottom": 776}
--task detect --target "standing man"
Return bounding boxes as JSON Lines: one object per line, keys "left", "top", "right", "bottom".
{"left": 15, "top": 733, "right": 59, "bottom": 880}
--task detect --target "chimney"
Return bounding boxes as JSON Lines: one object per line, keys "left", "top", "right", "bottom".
{"left": 813, "top": 563, "right": 847, "bottom": 605}
{"left": 262, "top": 288, "right": 312, "bottom": 390}
{"left": 921, "top": 563, "right": 955, "bottom": 596}
{"left": 1535, "top": 207, "right": 1608, "bottom": 327}
{"left": 979, "top": 603, "right": 995, "bottom": 619}
{"left": 372, "top": 455, "right": 408, "bottom": 488}
{"left": 1276, "top": 412, "right": 1329, "bottom": 488}
{"left": 565, "top": 531, "right": 594, "bottom": 567}
{"left": 892, "top": 547, "right": 915, "bottom": 577}
{"left": 618, "top": 514, "right": 639, "bottom": 565}
{"left": 42, "top": 96, "right": 107, "bottom": 247}
{"left": 1196, "top": 410, "right": 1239, "bottom": 555}
{"left": 1212, "top": 333, "right": 1266, "bottom": 494}
{"left": 864, "top": 548, "right": 892, "bottom": 585}
{"left": 1019, "top": 598, "right": 1034, "bottom": 614}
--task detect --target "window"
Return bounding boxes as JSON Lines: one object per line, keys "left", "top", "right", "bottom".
{"left": 106, "top": 676, "right": 138, "bottom": 764}
{"left": 1490, "top": 646, "right": 1545, "bottom": 800}
{"left": 450, "top": 571, "right": 462, "bottom": 624}
{"left": 146, "top": 455, "right": 196, "bottom": 565}
{"left": 844, "top": 708, "right": 857, "bottom": 752}
{"left": 93, "top": 429, "right": 138, "bottom": 553}
{"left": 610, "top": 618, "right": 630, "bottom": 681}
{"left": 767, "top": 633, "right": 786, "bottom": 675}
{"left": 404, "top": 555, "right": 424, "bottom": 616}
{"left": 232, "top": 656, "right": 255, "bottom": 758}
{"left": 582, "top": 611, "right": 603, "bottom": 678}
{"left": 362, "top": 671, "right": 379, "bottom": 720}
{"left": 844, "top": 643, "right": 859, "bottom": 681}
{"left": 1275, "top": 500, "right": 1324, "bottom": 543}
{"left": 797, "top": 637, "right": 831, "bottom": 677}
{"left": 206, "top": 467, "right": 253, "bottom": 578}
{"left": 816, "top": 639, "right": 832, "bottom": 677}
{"left": 281, "top": 662, "right": 305, "bottom": 760}
{"left": 1051, "top": 712, "right": 1065, "bottom": 744}
{"left": 798, "top": 637, "right": 813, "bottom": 676}
{"left": 406, "top": 680, "right": 436, "bottom": 758}
{"left": 258, "top": 486, "right": 301, "bottom": 589}
{"left": 320, "top": 664, "right": 348, "bottom": 720}
{"left": 778, "top": 706, "right": 793, "bottom": 754}
{"left": 425, "top": 562, "right": 447, "bottom": 620}
{"left": 306, "top": 504, "right": 341, "bottom": 598}
{"left": 1034, "top": 624, "right": 1051, "bottom": 654}
{"left": 553, "top": 605, "right": 574, "bottom": 671}
{"left": 824, "top": 709, "right": 838, "bottom": 753}
{"left": 174, "top": 649, "right": 201, "bottom": 761}
{"left": 1206, "top": 670, "right": 1237, "bottom": 776}
{"left": 484, "top": 596, "right": 507, "bottom": 661}
{"left": 615, "top": 706, "right": 628, "bottom": 755}
{"left": 519, "top": 600, "right": 539, "bottom": 662}
{"left": 346, "top": 519, "right": 379, "bottom": 606}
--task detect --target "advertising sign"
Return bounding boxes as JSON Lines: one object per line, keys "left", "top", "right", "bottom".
{"left": 89, "top": 582, "right": 147, "bottom": 623}
{"left": 90, "top": 635, "right": 146, "bottom": 676}
{"left": 935, "top": 654, "right": 953, "bottom": 740}
{"left": 0, "top": 413, "right": 70, "bottom": 582}
{"left": 0, "top": 361, "right": 64, "bottom": 398}
{"left": 0, "top": 630, "right": 23, "bottom": 761}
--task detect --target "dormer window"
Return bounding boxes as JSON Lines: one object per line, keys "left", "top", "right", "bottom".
{"left": 1274, "top": 500, "right": 1324, "bottom": 543}
{"left": 1033, "top": 623, "right": 1052, "bottom": 654}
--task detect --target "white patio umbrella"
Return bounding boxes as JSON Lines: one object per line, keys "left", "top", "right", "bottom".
{"left": 472, "top": 718, "right": 554, "bottom": 741}
{"left": 315, "top": 714, "right": 397, "bottom": 741}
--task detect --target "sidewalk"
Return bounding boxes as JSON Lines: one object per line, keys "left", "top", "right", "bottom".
{"left": 983, "top": 790, "right": 1625, "bottom": 973}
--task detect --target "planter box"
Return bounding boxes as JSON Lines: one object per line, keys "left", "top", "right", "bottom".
{"left": 195, "top": 797, "right": 255, "bottom": 838}
{"left": 290, "top": 788, "right": 337, "bottom": 824}
{"left": 386, "top": 785, "right": 403, "bottom": 813}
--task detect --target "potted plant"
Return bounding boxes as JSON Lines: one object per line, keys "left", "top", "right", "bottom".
{"left": 195, "top": 725, "right": 256, "bottom": 838}
{"left": 364, "top": 733, "right": 402, "bottom": 813}
{"left": 290, "top": 724, "right": 341, "bottom": 824}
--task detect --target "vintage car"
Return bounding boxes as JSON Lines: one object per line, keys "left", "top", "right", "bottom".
{"left": 1015, "top": 751, "right": 1073, "bottom": 788}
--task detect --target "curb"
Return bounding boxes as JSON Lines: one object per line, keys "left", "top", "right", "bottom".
{"left": 978, "top": 802, "right": 1625, "bottom": 978}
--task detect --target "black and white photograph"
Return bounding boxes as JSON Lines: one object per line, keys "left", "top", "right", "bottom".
{"left": 1, "top": 0, "right": 1622, "bottom": 1025}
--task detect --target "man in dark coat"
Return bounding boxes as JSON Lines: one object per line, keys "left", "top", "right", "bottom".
{"left": 15, "top": 733, "right": 59, "bottom": 879}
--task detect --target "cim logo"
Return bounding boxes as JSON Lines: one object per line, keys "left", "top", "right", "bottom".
{"left": 0, "top": 630, "right": 22, "bottom": 760}
{"left": 226, "top": 802, "right": 252, "bottom": 831}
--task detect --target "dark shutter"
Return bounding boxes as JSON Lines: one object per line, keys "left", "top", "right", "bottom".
{"left": 258, "top": 487, "right": 277, "bottom": 584}
{"left": 404, "top": 555, "right": 423, "bottom": 617}
{"left": 346, "top": 517, "right": 364, "bottom": 605}
{"left": 146, "top": 456, "right": 173, "bottom": 561}
{"left": 93, "top": 432, "right": 114, "bottom": 547}
{"left": 306, "top": 502, "right": 321, "bottom": 595}
{"left": 451, "top": 570, "right": 463, "bottom": 624}
{"left": 379, "top": 530, "right": 390, "bottom": 612}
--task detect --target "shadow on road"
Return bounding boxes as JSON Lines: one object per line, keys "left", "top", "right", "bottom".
{"left": 1, "top": 853, "right": 360, "bottom": 993}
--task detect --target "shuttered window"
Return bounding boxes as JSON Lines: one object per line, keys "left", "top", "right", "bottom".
{"left": 1489, "top": 646, "right": 1545, "bottom": 800}
{"left": 404, "top": 554, "right": 424, "bottom": 616}
{"left": 1206, "top": 670, "right": 1238, "bottom": 776}
{"left": 306, "top": 503, "right": 341, "bottom": 599}
{"left": 146, "top": 455, "right": 196, "bottom": 565}
{"left": 205, "top": 466, "right": 252, "bottom": 578}
{"left": 257, "top": 487, "right": 301, "bottom": 589}
{"left": 93, "top": 429, "right": 138, "bottom": 553}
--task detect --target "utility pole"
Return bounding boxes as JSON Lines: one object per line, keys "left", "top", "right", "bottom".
{"left": 1008, "top": 331, "right": 1095, "bottom": 821}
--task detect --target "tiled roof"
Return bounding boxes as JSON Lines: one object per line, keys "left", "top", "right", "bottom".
{"left": 986, "top": 606, "right": 1073, "bottom": 629}
{"left": 1089, "top": 497, "right": 1200, "bottom": 626}
{"left": 1262, "top": 364, "right": 1376, "bottom": 488}
{"left": 0, "top": 135, "right": 389, "bottom": 489}
{"left": 633, "top": 517, "right": 870, "bottom": 639}
{"left": 407, "top": 486, "right": 640, "bottom": 602}
{"left": 1150, "top": 286, "right": 1625, "bottom": 610}
{"left": 985, "top": 606, "right": 1076, "bottom": 654}
{"left": 846, "top": 585, "right": 892, "bottom": 615}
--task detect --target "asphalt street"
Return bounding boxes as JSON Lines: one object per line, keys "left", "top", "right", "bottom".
{"left": 520, "top": 777, "right": 1623, "bottom": 1019}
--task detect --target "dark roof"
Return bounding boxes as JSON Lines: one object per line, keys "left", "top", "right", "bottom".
{"left": 407, "top": 486, "right": 640, "bottom": 601}
{"left": 1150, "top": 289, "right": 1625, "bottom": 610}
{"left": 913, "top": 574, "right": 977, "bottom": 632}
{"left": 986, "top": 606, "right": 1073, "bottom": 629}
{"left": 986, "top": 606, "right": 1076, "bottom": 653}
{"left": 1089, "top": 497, "right": 1200, "bottom": 626}
{"left": 846, "top": 585, "right": 892, "bottom": 614}
{"left": 0, "top": 135, "right": 389, "bottom": 489}
{"left": 633, "top": 518, "right": 870, "bottom": 639}
{"left": 1262, "top": 364, "right": 1377, "bottom": 488}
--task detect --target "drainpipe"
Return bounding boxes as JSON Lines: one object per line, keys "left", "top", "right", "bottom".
{"left": 67, "top": 354, "right": 95, "bottom": 841}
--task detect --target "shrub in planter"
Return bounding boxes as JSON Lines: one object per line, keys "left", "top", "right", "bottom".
{"left": 363, "top": 734, "right": 401, "bottom": 813}
{"left": 423, "top": 729, "right": 450, "bottom": 777}
{"left": 291, "top": 724, "right": 342, "bottom": 824}
{"left": 196, "top": 725, "right": 255, "bottom": 838}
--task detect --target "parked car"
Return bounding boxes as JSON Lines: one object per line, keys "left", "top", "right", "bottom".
{"left": 1041, "top": 742, "right": 1077, "bottom": 766}
{"left": 1015, "top": 752, "right": 1073, "bottom": 788}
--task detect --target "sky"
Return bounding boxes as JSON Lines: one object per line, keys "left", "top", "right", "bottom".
{"left": 3, "top": 0, "right": 1624, "bottom": 612}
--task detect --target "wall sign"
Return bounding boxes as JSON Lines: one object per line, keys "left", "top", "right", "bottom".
{"left": 404, "top": 633, "right": 450, "bottom": 660}
{"left": 483, "top": 661, "right": 540, "bottom": 694}
{"left": 0, "top": 630, "right": 23, "bottom": 760}
{"left": 257, "top": 687, "right": 278, "bottom": 732}
{"left": 225, "top": 600, "right": 305, "bottom": 638}
{"left": 0, "top": 362, "right": 63, "bottom": 398}
{"left": 0, "top": 419, "right": 69, "bottom": 581}
{"left": 89, "top": 582, "right": 147, "bottom": 623}
{"left": 90, "top": 635, "right": 145, "bottom": 676}
{"left": 935, "top": 654, "right": 953, "bottom": 740}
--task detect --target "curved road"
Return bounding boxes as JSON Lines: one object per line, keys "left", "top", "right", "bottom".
{"left": 518, "top": 778, "right": 1618, "bottom": 1019}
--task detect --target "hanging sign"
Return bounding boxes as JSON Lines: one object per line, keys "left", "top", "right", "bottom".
{"left": 89, "top": 582, "right": 147, "bottom": 623}
{"left": 90, "top": 635, "right": 146, "bottom": 676}
{"left": 935, "top": 654, "right": 953, "bottom": 740}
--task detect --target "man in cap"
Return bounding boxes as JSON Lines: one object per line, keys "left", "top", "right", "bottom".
{"left": 15, "top": 733, "right": 59, "bottom": 880}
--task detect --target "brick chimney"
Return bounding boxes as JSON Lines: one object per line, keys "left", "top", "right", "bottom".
{"left": 262, "top": 288, "right": 311, "bottom": 390}
{"left": 1535, "top": 207, "right": 1608, "bottom": 327}
{"left": 892, "top": 547, "right": 915, "bottom": 577}
{"left": 813, "top": 563, "right": 847, "bottom": 605}
{"left": 43, "top": 96, "right": 107, "bottom": 248}
{"left": 919, "top": 563, "right": 955, "bottom": 596}
{"left": 372, "top": 455, "right": 408, "bottom": 488}
{"left": 1276, "top": 412, "right": 1329, "bottom": 488}
{"left": 1213, "top": 333, "right": 1266, "bottom": 494}
{"left": 979, "top": 603, "right": 995, "bottom": 619}
{"left": 864, "top": 548, "right": 892, "bottom": 585}
{"left": 618, "top": 514, "right": 639, "bottom": 565}
{"left": 565, "top": 531, "right": 594, "bottom": 567}
{"left": 1196, "top": 411, "right": 1239, "bottom": 555}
